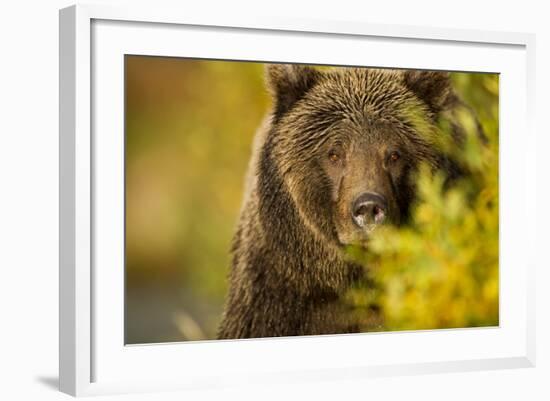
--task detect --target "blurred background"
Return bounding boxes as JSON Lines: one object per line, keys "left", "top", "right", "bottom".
{"left": 125, "top": 57, "right": 269, "bottom": 343}
{"left": 125, "top": 56, "right": 498, "bottom": 343}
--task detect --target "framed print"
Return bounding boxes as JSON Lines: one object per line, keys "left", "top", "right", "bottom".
{"left": 59, "top": 4, "right": 536, "bottom": 396}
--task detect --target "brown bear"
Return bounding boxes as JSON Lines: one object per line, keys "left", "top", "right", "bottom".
{"left": 217, "top": 64, "right": 468, "bottom": 339}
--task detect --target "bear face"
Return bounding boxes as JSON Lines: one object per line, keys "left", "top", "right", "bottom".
{"left": 265, "top": 64, "right": 458, "bottom": 249}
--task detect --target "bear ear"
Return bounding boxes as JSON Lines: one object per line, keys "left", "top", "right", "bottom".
{"left": 266, "top": 64, "right": 322, "bottom": 117}
{"left": 403, "top": 70, "right": 454, "bottom": 115}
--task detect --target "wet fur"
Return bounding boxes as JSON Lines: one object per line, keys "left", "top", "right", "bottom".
{"left": 218, "top": 66, "right": 467, "bottom": 339}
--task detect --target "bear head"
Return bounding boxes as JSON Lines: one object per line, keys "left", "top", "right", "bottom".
{"left": 264, "top": 64, "right": 460, "bottom": 249}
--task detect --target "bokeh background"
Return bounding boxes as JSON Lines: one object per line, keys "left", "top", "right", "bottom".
{"left": 125, "top": 56, "right": 498, "bottom": 343}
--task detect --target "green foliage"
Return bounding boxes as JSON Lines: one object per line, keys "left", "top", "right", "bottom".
{"left": 347, "top": 73, "right": 499, "bottom": 331}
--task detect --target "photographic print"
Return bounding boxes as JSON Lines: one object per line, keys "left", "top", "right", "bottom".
{"left": 124, "top": 56, "right": 499, "bottom": 344}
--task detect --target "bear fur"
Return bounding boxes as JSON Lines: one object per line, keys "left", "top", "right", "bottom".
{"left": 217, "top": 65, "right": 468, "bottom": 339}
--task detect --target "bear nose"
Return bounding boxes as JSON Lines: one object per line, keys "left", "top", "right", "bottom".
{"left": 351, "top": 192, "right": 388, "bottom": 228}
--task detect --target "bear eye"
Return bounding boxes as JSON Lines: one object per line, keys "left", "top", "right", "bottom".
{"left": 389, "top": 151, "right": 400, "bottom": 162}
{"left": 328, "top": 151, "right": 341, "bottom": 164}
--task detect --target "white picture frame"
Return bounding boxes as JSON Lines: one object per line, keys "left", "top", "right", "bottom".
{"left": 59, "top": 4, "right": 536, "bottom": 397}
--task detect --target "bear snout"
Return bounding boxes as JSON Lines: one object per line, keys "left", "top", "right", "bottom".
{"left": 351, "top": 192, "right": 388, "bottom": 228}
